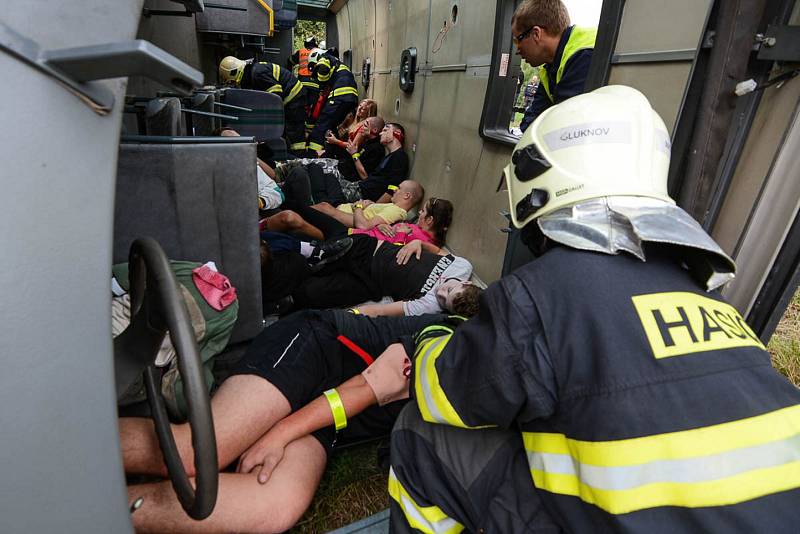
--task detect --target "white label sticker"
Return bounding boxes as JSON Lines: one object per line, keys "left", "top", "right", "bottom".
{"left": 543, "top": 122, "right": 632, "bottom": 151}
{"left": 499, "top": 53, "right": 509, "bottom": 77}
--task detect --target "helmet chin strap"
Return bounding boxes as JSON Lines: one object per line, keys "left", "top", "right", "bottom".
{"left": 520, "top": 222, "right": 550, "bottom": 257}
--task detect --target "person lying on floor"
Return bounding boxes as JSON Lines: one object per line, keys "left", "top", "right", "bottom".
{"left": 288, "top": 233, "right": 480, "bottom": 317}
{"left": 262, "top": 179, "right": 424, "bottom": 241}
{"left": 121, "top": 307, "right": 479, "bottom": 533}
{"left": 265, "top": 196, "right": 454, "bottom": 279}
{"left": 279, "top": 122, "right": 409, "bottom": 208}
{"left": 215, "top": 127, "right": 284, "bottom": 210}
{"left": 349, "top": 196, "right": 453, "bottom": 253}
{"left": 276, "top": 116, "right": 386, "bottom": 195}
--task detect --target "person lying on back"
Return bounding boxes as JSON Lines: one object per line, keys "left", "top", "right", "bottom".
{"left": 263, "top": 180, "right": 424, "bottom": 242}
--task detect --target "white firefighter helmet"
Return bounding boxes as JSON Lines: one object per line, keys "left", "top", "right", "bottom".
{"left": 218, "top": 56, "right": 247, "bottom": 86}
{"left": 307, "top": 48, "right": 326, "bottom": 66}
{"left": 503, "top": 85, "right": 674, "bottom": 229}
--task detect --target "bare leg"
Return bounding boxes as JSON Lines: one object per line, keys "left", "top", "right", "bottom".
{"left": 311, "top": 202, "right": 355, "bottom": 227}
{"left": 265, "top": 210, "right": 324, "bottom": 241}
{"left": 120, "top": 375, "right": 291, "bottom": 476}
{"left": 129, "top": 435, "right": 327, "bottom": 533}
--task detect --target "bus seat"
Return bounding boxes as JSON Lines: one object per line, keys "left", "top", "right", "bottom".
{"left": 114, "top": 139, "right": 263, "bottom": 344}
{"left": 275, "top": 0, "right": 297, "bottom": 30}
{"left": 145, "top": 97, "right": 184, "bottom": 136}
{"left": 187, "top": 92, "right": 216, "bottom": 136}
{"left": 221, "top": 89, "right": 284, "bottom": 142}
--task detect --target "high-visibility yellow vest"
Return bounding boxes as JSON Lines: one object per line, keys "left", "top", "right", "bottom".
{"left": 539, "top": 26, "right": 596, "bottom": 103}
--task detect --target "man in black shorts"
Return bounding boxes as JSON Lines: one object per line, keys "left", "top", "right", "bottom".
{"left": 120, "top": 307, "right": 478, "bottom": 532}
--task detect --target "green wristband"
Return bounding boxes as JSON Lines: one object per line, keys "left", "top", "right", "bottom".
{"left": 324, "top": 388, "right": 347, "bottom": 430}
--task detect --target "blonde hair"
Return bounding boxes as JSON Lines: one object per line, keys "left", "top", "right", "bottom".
{"left": 512, "top": 0, "right": 570, "bottom": 36}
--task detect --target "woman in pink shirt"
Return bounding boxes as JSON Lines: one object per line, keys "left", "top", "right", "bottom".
{"left": 350, "top": 197, "right": 453, "bottom": 253}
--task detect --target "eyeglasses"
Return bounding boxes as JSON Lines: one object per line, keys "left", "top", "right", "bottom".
{"left": 512, "top": 26, "right": 535, "bottom": 44}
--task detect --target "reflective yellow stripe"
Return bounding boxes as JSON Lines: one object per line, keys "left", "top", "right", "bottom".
{"left": 336, "top": 64, "right": 352, "bottom": 73}
{"left": 416, "top": 324, "right": 453, "bottom": 341}
{"left": 331, "top": 86, "right": 359, "bottom": 98}
{"left": 323, "top": 389, "right": 347, "bottom": 430}
{"left": 284, "top": 81, "right": 303, "bottom": 104}
{"left": 307, "top": 141, "right": 324, "bottom": 151}
{"left": 265, "top": 84, "right": 282, "bottom": 94}
{"left": 272, "top": 63, "right": 281, "bottom": 80}
{"left": 289, "top": 141, "right": 307, "bottom": 150}
{"left": 413, "top": 334, "right": 491, "bottom": 429}
{"left": 523, "top": 404, "right": 800, "bottom": 514}
{"left": 388, "top": 468, "right": 464, "bottom": 534}
{"left": 302, "top": 81, "right": 320, "bottom": 89}
{"left": 539, "top": 26, "right": 596, "bottom": 102}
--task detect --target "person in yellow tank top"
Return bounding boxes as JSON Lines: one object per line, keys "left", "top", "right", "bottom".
{"left": 512, "top": 0, "right": 596, "bottom": 132}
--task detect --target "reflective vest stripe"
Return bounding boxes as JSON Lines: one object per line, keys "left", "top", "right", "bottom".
{"left": 388, "top": 468, "right": 464, "bottom": 534}
{"left": 331, "top": 86, "right": 359, "bottom": 98}
{"left": 289, "top": 141, "right": 307, "bottom": 150}
{"left": 539, "top": 26, "right": 597, "bottom": 103}
{"left": 307, "top": 141, "right": 324, "bottom": 151}
{"left": 302, "top": 80, "right": 320, "bottom": 89}
{"left": 414, "top": 334, "right": 492, "bottom": 429}
{"left": 523, "top": 404, "right": 800, "bottom": 514}
{"left": 265, "top": 84, "right": 282, "bottom": 94}
{"left": 284, "top": 81, "right": 303, "bottom": 104}
{"left": 272, "top": 63, "right": 281, "bottom": 81}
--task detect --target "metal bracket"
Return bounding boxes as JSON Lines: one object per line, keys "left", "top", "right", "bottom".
{"left": 0, "top": 20, "right": 203, "bottom": 115}
{"left": 757, "top": 25, "right": 800, "bottom": 62}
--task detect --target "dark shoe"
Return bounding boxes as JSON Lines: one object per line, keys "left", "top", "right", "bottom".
{"left": 308, "top": 237, "right": 353, "bottom": 273}
{"left": 263, "top": 295, "right": 294, "bottom": 316}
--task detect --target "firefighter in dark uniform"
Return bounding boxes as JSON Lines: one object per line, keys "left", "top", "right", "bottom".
{"left": 219, "top": 56, "right": 307, "bottom": 154}
{"left": 388, "top": 85, "right": 800, "bottom": 533}
{"left": 305, "top": 49, "right": 358, "bottom": 155}
{"left": 287, "top": 38, "right": 321, "bottom": 127}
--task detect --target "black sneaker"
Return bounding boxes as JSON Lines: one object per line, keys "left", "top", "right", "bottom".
{"left": 308, "top": 237, "right": 353, "bottom": 272}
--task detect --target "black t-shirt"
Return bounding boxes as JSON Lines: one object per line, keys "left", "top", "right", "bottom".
{"left": 333, "top": 138, "right": 385, "bottom": 181}
{"left": 368, "top": 242, "right": 452, "bottom": 300}
{"left": 358, "top": 148, "right": 410, "bottom": 201}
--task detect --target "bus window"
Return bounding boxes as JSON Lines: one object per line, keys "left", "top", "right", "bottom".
{"left": 481, "top": 0, "right": 603, "bottom": 143}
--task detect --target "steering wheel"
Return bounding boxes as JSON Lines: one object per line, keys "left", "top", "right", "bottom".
{"left": 114, "top": 237, "right": 218, "bottom": 519}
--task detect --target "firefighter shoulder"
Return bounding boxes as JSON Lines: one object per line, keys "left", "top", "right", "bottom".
{"left": 407, "top": 85, "right": 800, "bottom": 531}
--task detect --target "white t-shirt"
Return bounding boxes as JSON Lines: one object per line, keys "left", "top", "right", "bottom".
{"left": 402, "top": 256, "right": 473, "bottom": 316}
{"left": 257, "top": 166, "right": 284, "bottom": 209}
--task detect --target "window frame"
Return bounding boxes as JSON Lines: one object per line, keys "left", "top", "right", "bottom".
{"left": 479, "top": 0, "right": 623, "bottom": 146}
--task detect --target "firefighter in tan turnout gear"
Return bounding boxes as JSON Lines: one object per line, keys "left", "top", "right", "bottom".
{"left": 388, "top": 85, "right": 800, "bottom": 533}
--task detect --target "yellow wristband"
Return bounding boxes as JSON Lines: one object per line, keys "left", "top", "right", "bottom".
{"left": 324, "top": 389, "right": 347, "bottom": 431}
{"left": 352, "top": 152, "right": 361, "bottom": 160}
{"left": 387, "top": 185, "right": 399, "bottom": 191}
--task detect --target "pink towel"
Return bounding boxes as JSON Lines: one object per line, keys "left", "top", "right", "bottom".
{"left": 192, "top": 265, "right": 237, "bottom": 311}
